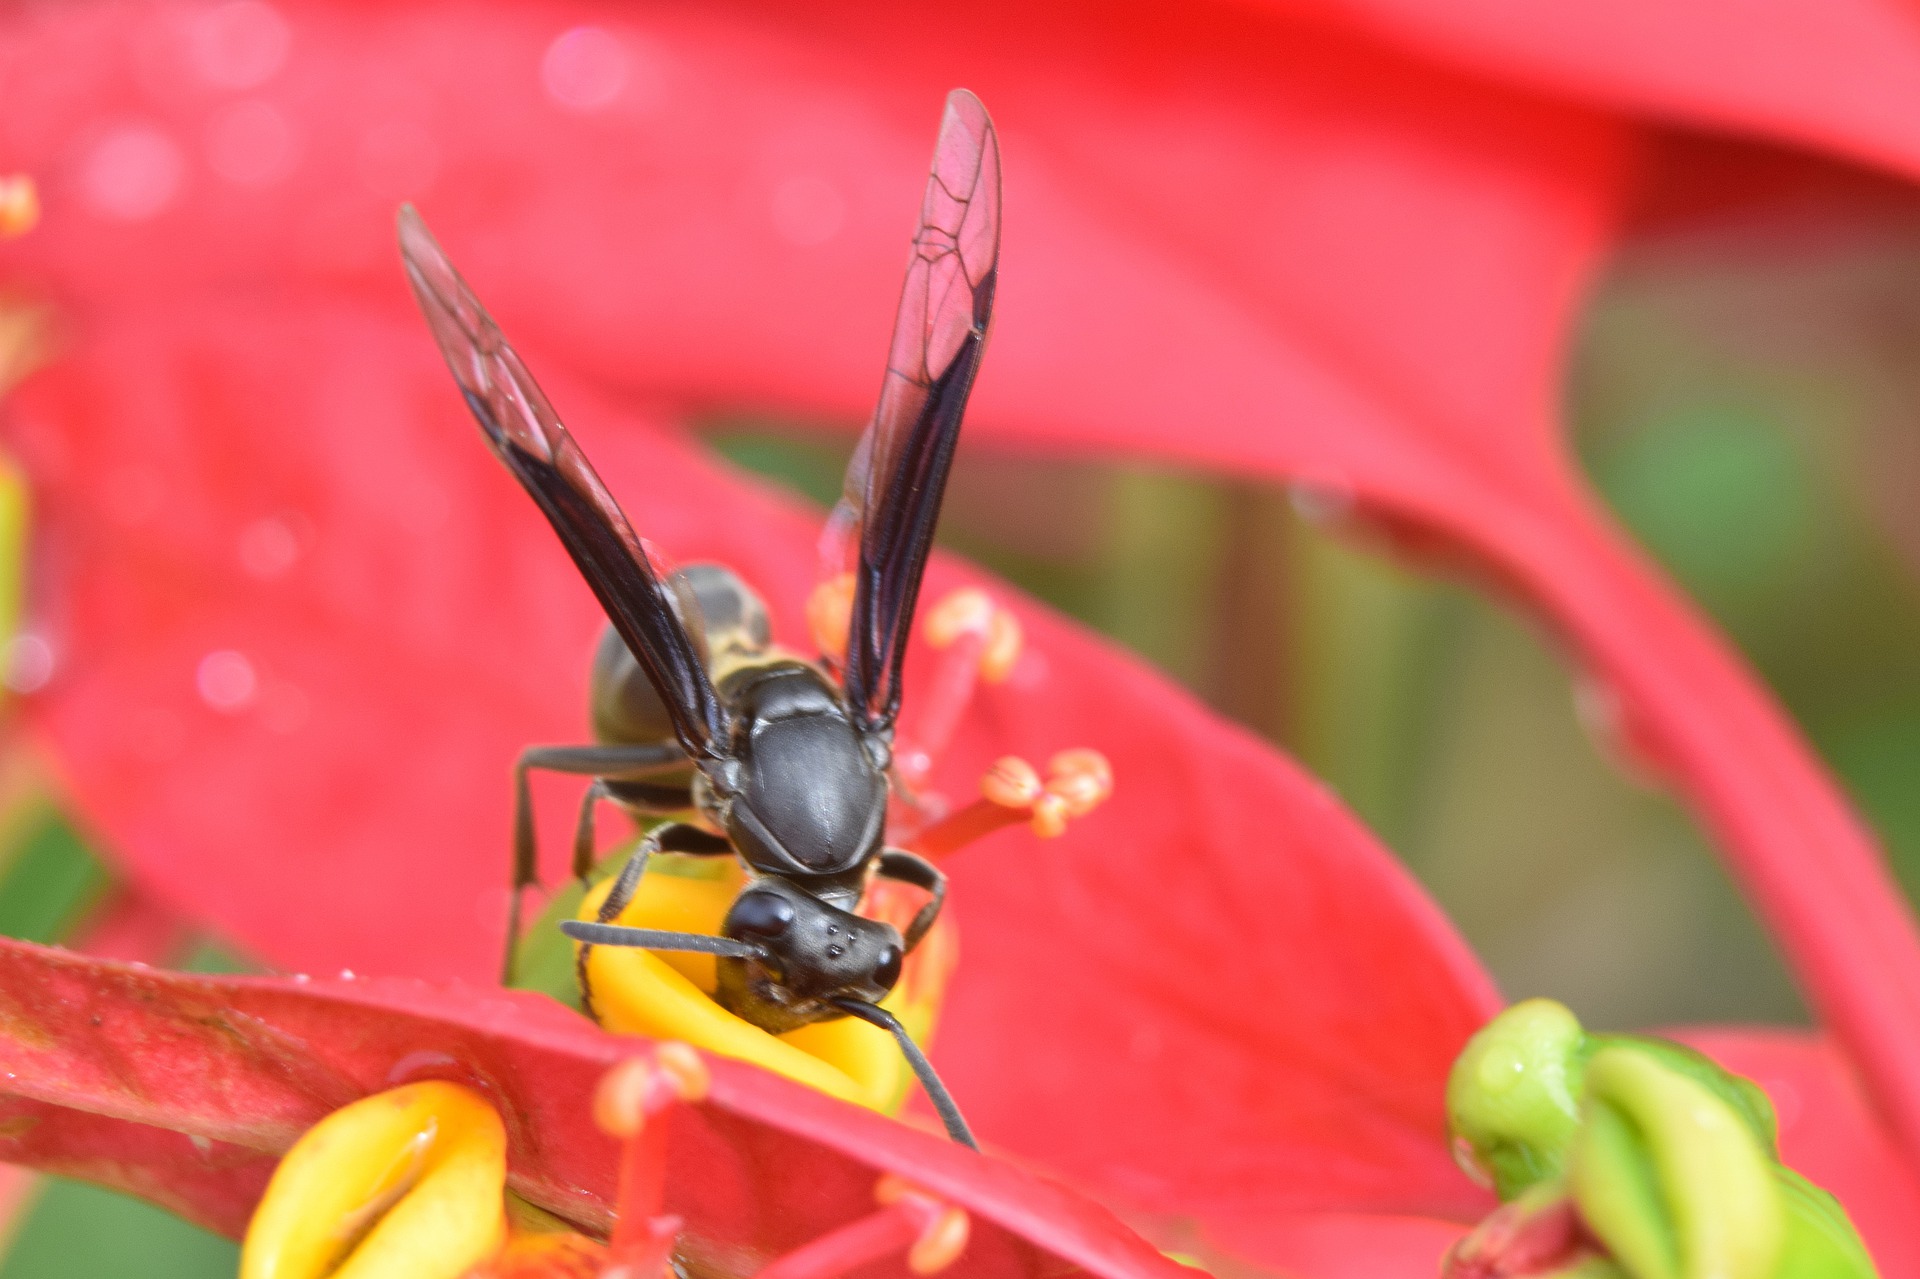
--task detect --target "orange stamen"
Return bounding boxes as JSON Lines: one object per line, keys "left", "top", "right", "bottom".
{"left": 911, "top": 751, "right": 1111, "bottom": 858}
{"left": 896, "top": 589, "right": 1027, "bottom": 790}
{"left": 1029, "top": 793, "right": 1070, "bottom": 840}
{"left": 980, "top": 756, "right": 1041, "bottom": 807}
{"left": 875, "top": 1176, "right": 972, "bottom": 1274}
{"left": 923, "top": 588, "right": 995, "bottom": 648}
{"left": 923, "top": 588, "right": 1022, "bottom": 684}
{"left": 807, "top": 572, "right": 856, "bottom": 665}
{"left": 980, "top": 610, "right": 1022, "bottom": 683}
{"left": 0, "top": 177, "right": 37, "bottom": 240}
{"left": 593, "top": 1045, "right": 708, "bottom": 1274}
{"left": 1045, "top": 749, "right": 1114, "bottom": 817}
{"left": 757, "top": 1178, "right": 970, "bottom": 1279}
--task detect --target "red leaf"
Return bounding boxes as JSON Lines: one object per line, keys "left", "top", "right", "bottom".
{"left": 0, "top": 1099, "right": 272, "bottom": 1238}
{"left": 1267, "top": 0, "right": 1920, "bottom": 180}
{"left": 0, "top": 937, "right": 1190, "bottom": 1279}
{"left": 5, "top": 292, "right": 1499, "bottom": 1235}
{"left": 1203, "top": 1213, "right": 1464, "bottom": 1279}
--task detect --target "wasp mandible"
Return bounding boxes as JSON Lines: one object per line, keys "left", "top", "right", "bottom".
{"left": 400, "top": 91, "right": 1010, "bottom": 1148}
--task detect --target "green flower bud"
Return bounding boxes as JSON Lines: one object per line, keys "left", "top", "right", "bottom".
{"left": 1588, "top": 1034, "right": 1778, "bottom": 1158}
{"left": 1572, "top": 1047, "right": 1782, "bottom": 1279}
{"left": 1448, "top": 999, "right": 1586, "bottom": 1198}
{"left": 1773, "top": 1170, "right": 1876, "bottom": 1279}
{"left": 1560, "top": 1261, "right": 1634, "bottom": 1279}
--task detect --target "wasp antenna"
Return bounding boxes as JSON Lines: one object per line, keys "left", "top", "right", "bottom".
{"left": 831, "top": 997, "right": 977, "bottom": 1150}
{"left": 560, "top": 921, "right": 764, "bottom": 959}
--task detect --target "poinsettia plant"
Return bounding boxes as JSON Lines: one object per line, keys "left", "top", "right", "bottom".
{"left": 0, "top": 938, "right": 1193, "bottom": 1279}
{"left": 5, "top": 0, "right": 1920, "bottom": 1275}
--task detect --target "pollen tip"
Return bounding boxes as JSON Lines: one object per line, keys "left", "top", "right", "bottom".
{"left": 808, "top": 573, "right": 856, "bottom": 663}
{"left": 980, "top": 756, "right": 1041, "bottom": 808}
{"left": 979, "top": 609, "right": 1022, "bottom": 683}
{"left": 873, "top": 1177, "right": 969, "bottom": 1273}
{"left": 908, "top": 1206, "right": 970, "bottom": 1274}
{"left": 1029, "top": 793, "right": 1069, "bottom": 839}
{"left": 654, "top": 1041, "right": 710, "bottom": 1103}
{"left": 925, "top": 588, "right": 994, "bottom": 648}
{"left": 594, "top": 1058, "right": 653, "bottom": 1138}
{"left": 1044, "top": 748, "right": 1113, "bottom": 818}
{"left": 0, "top": 176, "right": 39, "bottom": 239}
{"left": 1048, "top": 748, "right": 1112, "bottom": 790}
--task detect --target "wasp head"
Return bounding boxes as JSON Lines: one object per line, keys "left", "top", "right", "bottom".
{"left": 714, "top": 877, "right": 904, "bottom": 1035}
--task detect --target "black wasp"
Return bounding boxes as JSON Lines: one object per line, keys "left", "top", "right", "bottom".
{"left": 399, "top": 90, "right": 1000, "bottom": 1148}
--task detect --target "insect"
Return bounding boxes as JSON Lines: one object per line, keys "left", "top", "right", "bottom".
{"left": 398, "top": 89, "right": 1000, "bottom": 1149}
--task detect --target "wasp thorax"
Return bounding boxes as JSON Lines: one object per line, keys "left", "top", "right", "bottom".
{"left": 719, "top": 663, "right": 887, "bottom": 878}
{"left": 716, "top": 879, "right": 904, "bottom": 1034}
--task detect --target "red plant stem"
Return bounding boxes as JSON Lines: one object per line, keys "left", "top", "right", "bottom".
{"left": 610, "top": 1109, "right": 670, "bottom": 1252}
{"left": 1443, "top": 1193, "right": 1585, "bottom": 1279}
{"left": 895, "top": 631, "right": 987, "bottom": 790}
{"left": 606, "top": 1215, "right": 680, "bottom": 1279}
{"left": 753, "top": 1205, "right": 919, "bottom": 1279}
{"left": 910, "top": 798, "right": 1027, "bottom": 861}
{"left": 1477, "top": 482, "right": 1920, "bottom": 1175}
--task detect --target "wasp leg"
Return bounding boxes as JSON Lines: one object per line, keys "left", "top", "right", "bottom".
{"left": 571, "top": 823, "right": 741, "bottom": 1022}
{"left": 875, "top": 850, "right": 945, "bottom": 953}
{"left": 570, "top": 779, "right": 610, "bottom": 883}
{"left": 594, "top": 822, "right": 731, "bottom": 926}
{"left": 567, "top": 775, "right": 728, "bottom": 883}
{"left": 505, "top": 741, "right": 687, "bottom": 985}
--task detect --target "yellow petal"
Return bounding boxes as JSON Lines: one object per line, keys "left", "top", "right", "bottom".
{"left": 579, "top": 872, "right": 941, "bottom": 1112}
{"left": 781, "top": 1015, "right": 907, "bottom": 1111}
{"left": 581, "top": 863, "right": 742, "bottom": 992}
{"left": 0, "top": 456, "right": 30, "bottom": 654}
{"left": 241, "top": 1082, "right": 507, "bottom": 1279}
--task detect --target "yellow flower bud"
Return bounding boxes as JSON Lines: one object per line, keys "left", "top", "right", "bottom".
{"left": 241, "top": 1082, "right": 507, "bottom": 1279}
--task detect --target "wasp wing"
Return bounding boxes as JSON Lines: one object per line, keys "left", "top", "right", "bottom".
{"left": 397, "top": 206, "right": 730, "bottom": 763}
{"left": 829, "top": 89, "right": 1002, "bottom": 735}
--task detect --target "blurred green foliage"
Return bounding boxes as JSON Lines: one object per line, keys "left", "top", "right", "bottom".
{"left": 0, "top": 807, "right": 251, "bottom": 1275}
{"left": 0, "top": 1181, "right": 236, "bottom": 1278}
{"left": 0, "top": 811, "right": 109, "bottom": 946}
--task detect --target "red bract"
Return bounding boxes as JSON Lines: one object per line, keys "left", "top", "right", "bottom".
{"left": 0, "top": 937, "right": 1186, "bottom": 1279}
{"left": 3, "top": 293, "right": 1500, "bottom": 1240}
{"left": 1276, "top": 0, "right": 1920, "bottom": 178}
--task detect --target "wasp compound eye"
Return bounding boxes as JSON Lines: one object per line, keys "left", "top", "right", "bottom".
{"left": 727, "top": 890, "right": 796, "bottom": 940}
{"left": 872, "top": 942, "right": 902, "bottom": 992}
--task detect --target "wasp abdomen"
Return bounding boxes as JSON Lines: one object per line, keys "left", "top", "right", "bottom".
{"left": 589, "top": 564, "right": 770, "bottom": 746}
